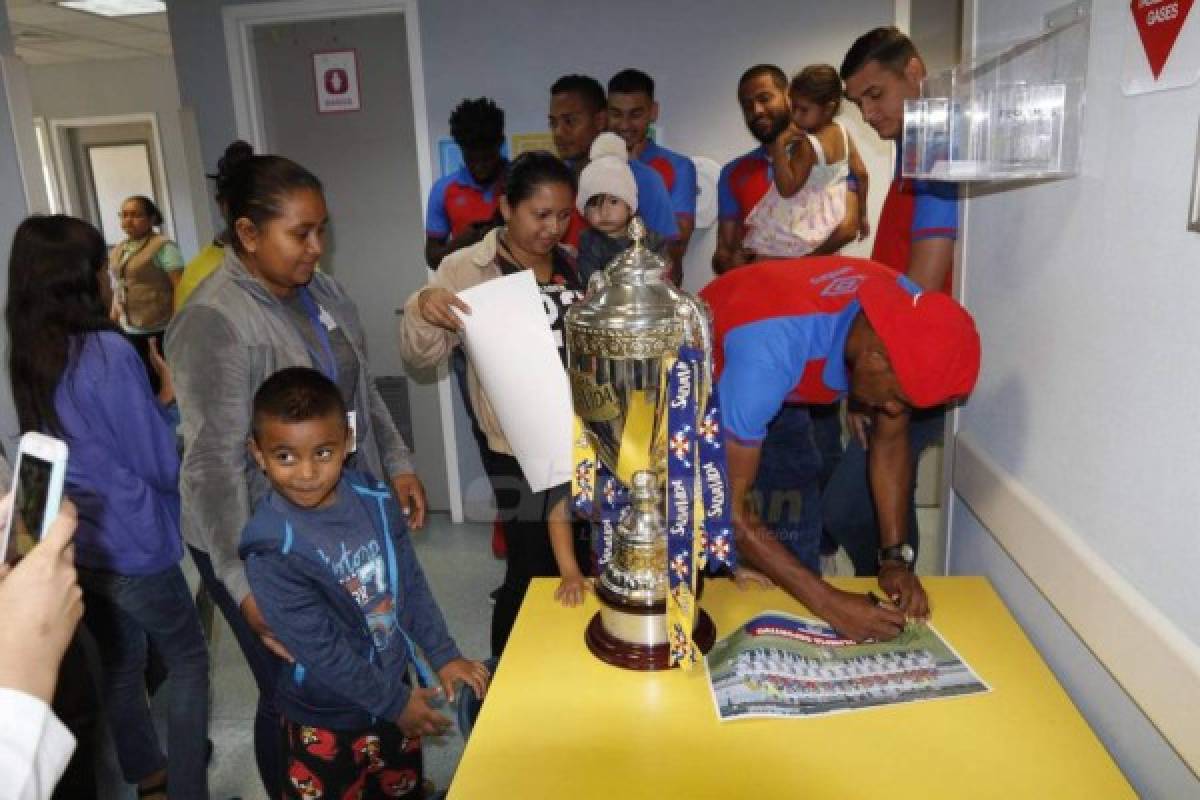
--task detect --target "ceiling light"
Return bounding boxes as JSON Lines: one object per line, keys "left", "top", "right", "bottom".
{"left": 57, "top": 1, "right": 167, "bottom": 17}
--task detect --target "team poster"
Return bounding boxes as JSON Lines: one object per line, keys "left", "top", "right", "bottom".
{"left": 706, "top": 611, "right": 989, "bottom": 720}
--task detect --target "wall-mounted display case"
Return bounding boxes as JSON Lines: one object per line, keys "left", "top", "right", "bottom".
{"left": 902, "top": 0, "right": 1091, "bottom": 182}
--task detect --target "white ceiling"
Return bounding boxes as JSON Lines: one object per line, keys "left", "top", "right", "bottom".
{"left": 6, "top": 0, "right": 170, "bottom": 65}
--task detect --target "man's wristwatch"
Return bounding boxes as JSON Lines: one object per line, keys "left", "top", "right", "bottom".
{"left": 878, "top": 544, "right": 916, "bottom": 571}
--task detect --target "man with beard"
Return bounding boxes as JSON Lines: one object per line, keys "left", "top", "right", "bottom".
{"left": 713, "top": 65, "right": 857, "bottom": 572}
{"left": 715, "top": 65, "right": 863, "bottom": 275}
{"left": 547, "top": 74, "right": 678, "bottom": 250}
{"left": 425, "top": 97, "right": 509, "bottom": 269}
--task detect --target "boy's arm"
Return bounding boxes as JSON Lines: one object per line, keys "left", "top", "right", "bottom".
{"left": 389, "top": 507, "right": 462, "bottom": 671}
{"left": 547, "top": 495, "right": 587, "bottom": 605}
{"left": 245, "top": 552, "right": 413, "bottom": 721}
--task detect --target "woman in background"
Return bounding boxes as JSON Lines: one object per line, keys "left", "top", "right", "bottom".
{"left": 7, "top": 214, "right": 209, "bottom": 800}
{"left": 109, "top": 195, "right": 185, "bottom": 392}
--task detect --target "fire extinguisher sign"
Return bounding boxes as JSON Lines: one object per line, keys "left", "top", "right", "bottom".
{"left": 313, "top": 50, "right": 362, "bottom": 114}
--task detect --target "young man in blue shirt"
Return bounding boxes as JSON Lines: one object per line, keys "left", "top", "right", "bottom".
{"left": 607, "top": 68, "right": 698, "bottom": 281}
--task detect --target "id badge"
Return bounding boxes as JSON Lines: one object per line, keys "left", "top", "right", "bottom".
{"left": 347, "top": 411, "right": 358, "bottom": 453}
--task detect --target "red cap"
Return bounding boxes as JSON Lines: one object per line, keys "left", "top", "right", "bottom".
{"left": 856, "top": 277, "right": 981, "bottom": 408}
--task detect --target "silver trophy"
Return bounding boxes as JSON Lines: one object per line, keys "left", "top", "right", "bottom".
{"left": 565, "top": 218, "right": 716, "bottom": 670}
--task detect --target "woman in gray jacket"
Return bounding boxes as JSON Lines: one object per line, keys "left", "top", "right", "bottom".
{"left": 165, "top": 155, "right": 425, "bottom": 797}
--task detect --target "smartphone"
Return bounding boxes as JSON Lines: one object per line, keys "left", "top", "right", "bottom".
{"left": 2, "top": 432, "right": 69, "bottom": 566}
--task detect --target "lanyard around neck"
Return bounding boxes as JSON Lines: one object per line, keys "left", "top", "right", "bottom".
{"left": 296, "top": 286, "right": 338, "bottom": 384}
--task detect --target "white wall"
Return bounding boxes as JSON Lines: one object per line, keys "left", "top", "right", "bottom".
{"left": 26, "top": 56, "right": 202, "bottom": 258}
{"left": 949, "top": 0, "right": 1200, "bottom": 793}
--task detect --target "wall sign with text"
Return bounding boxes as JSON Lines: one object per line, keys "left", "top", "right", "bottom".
{"left": 1122, "top": 0, "right": 1200, "bottom": 94}
{"left": 313, "top": 50, "right": 362, "bottom": 113}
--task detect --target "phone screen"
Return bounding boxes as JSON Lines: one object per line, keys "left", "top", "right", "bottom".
{"left": 4, "top": 453, "right": 53, "bottom": 565}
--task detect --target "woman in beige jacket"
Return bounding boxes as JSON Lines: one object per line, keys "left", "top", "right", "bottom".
{"left": 400, "top": 151, "right": 590, "bottom": 656}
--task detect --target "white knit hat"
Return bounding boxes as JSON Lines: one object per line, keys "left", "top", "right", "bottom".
{"left": 576, "top": 132, "right": 638, "bottom": 215}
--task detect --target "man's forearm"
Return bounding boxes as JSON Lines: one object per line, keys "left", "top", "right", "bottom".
{"left": 907, "top": 237, "right": 955, "bottom": 292}
{"left": 868, "top": 416, "right": 913, "bottom": 550}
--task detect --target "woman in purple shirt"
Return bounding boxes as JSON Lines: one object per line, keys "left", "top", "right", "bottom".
{"left": 5, "top": 215, "right": 209, "bottom": 800}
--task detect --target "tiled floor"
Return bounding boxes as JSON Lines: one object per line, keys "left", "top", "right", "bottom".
{"left": 96, "top": 504, "right": 943, "bottom": 798}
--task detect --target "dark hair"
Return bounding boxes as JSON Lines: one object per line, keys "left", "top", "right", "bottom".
{"left": 503, "top": 151, "right": 576, "bottom": 207}
{"left": 213, "top": 139, "right": 254, "bottom": 206}
{"left": 608, "top": 68, "right": 655, "bottom": 99}
{"left": 738, "top": 64, "right": 788, "bottom": 93}
{"left": 449, "top": 97, "right": 505, "bottom": 150}
{"left": 790, "top": 65, "right": 843, "bottom": 114}
{"left": 124, "top": 195, "right": 163, "bottom": 228}
{"left": 252, "top": 366, "right": 347, "bottom": 440}
{"left": 222, "top": 155, "right": 324, "bottom": 254}
{"left": 6, "top": 215, "right": 116, "bottom": 435}
{"left": 550, "top": 74, "right": 606, "bottom": 113}
{"left": 840, "top": 26, "right": 918, "bottom": 80}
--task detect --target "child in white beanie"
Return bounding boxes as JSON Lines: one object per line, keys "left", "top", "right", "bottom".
{"left": 576, "top": 132, "right": 666, "bottom": 282}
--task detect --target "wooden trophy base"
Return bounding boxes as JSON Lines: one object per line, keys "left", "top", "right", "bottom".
{"left": 584, "top": 605, "right": 717, "bottom": 671}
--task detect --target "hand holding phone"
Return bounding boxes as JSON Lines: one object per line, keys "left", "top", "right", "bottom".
{"left": 0, "top": 497, "right": 82, "bottom": 703}
{"left": 2, "top": 433, "right": 69, "bottom": 566}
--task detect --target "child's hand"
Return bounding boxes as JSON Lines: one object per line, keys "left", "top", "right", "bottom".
{"left": 734, "top": 565, "right": 774, "bottom": 590}
{"left": 396, "top": 687, "right": 453, "bottom": 738}
{"left": 554, "top": 573, "right": 590, "bottom": 607}
{"left": 436, "top": 657, "right": 490, "bottom": 704}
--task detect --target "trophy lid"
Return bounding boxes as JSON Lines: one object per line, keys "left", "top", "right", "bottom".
{"left": 566, "top": 216, "right": 682, "bottom": 337}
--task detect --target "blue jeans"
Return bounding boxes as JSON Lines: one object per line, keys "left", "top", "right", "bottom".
{"left": 189, "top": 546, "right": 283, "bottom": 798}
{"left": 821, "top": 407, "right": 945, "bottom": 575}
{"left": 79, "top": 563, "right": 210, "bottom": 798}
{"left": 753, "top": 405, "right": 823, "bottom": 573}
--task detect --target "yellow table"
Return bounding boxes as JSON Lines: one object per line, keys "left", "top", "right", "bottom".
{"left": 449, "top": 577, "right": 1133, "bottom": 798}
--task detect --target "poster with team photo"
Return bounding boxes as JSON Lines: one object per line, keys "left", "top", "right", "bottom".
{"left": 706, "top": 611, "right": 989, "bottom": 720}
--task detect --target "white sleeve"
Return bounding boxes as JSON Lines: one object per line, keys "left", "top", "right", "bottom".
{"left": 0, "top": 688, "right": 77, "bottom": 800}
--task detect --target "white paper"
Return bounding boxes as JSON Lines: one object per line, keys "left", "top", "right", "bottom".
{"left": 454, "top": 271, "right": 573, "bottom": 492}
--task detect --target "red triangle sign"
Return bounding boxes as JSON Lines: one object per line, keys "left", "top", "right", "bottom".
{"left": 1132, "top": 0, "right": 1194, "bottom": 79}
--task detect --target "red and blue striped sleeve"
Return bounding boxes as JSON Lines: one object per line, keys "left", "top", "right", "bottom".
{"left": 424, "top": 174, "right": 453, "bottom": 239}
{"left": 717, "top": 158, "right": 740, "bottom": 222}
{"left": 912, "top": 179, "right": 959, "bottom": 242}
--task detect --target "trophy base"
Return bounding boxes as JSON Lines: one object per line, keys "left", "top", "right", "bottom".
{"left": 584, "top": 607, "right": 716, "bottom": 671}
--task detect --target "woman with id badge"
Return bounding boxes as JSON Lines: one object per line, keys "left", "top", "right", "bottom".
{"left": 166, "top": 155, "right": 425, "bottom": 797}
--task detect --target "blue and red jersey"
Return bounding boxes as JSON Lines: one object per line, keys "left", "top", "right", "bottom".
{"left": 637, "top": 140, "right": 697, "bottom": 222}
{"left": 425, "top": 164, "right": 505, "bottom": 241}
{"left": 700, "top": 257, "right": 918, "bottom": 445}
{"left": 872, "top": 153, "right": 959, "bottom": 292}
{"left": 717, "top": 146, "right": 772, "bottom": 224}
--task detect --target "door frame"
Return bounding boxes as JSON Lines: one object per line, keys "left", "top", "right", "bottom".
{"left": 48, "top": 112, "right": 175, "bottom": 241}
{"left": 222, "top": 0, "right": 463, "bottom": 522}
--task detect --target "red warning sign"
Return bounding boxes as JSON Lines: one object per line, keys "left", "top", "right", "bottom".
{"left": 1131, "top": 0, "right": 1194, "bottom": 79}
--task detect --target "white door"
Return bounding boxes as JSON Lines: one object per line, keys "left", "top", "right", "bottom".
{"left": 249, "top": 13, "right": 450, "bottom": 509}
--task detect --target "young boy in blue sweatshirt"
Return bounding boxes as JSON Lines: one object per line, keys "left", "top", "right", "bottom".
{"left": 239, "top": 367, "right": 489, "bottom": 797}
